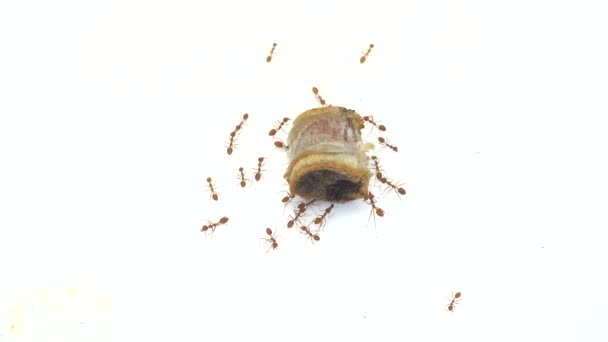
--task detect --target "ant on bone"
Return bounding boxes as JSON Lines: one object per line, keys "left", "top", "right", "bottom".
{"left": 300, "top": 225, "right": 320, "bottom": 242}
{"left": 377, "top": 136, "right": 398, "bottom": 152}
{"left": 262, "top": 228, "right": 279, "bottom": 252}
{"left": 206, "top": 177, "right": 219, "bottom": 201}
{"left": 269, "top": 117, "right": 290, "bottom": 136}
{"left": 237, "top": 167, "right": 250, "bottom": 188}
{"left": 362, "top": 115, "right": 386, "bottom": 132}
{"left": 200, "top": 216, "right": 229, "bottom": 235}
{"left": 447, "top": 292, "right": 462, "bottom": 312}
{"left": 312, "top": 86, "right": 327, "bottom": 106}
{"left": 360, "top": 43, "right": 375, "bottom": 64}
{"left": 226, "top": 113, "right": 249, "bottom": 155}
{"left": 253, "top": 157, "right": 266, "bottom": 181}
{"left": 266, "top": 43, "right": 277, "bottom": 63}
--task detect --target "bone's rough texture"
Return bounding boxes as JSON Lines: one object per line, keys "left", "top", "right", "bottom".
{"left": 284, "top": 106, "right": 373, "bottom": 202}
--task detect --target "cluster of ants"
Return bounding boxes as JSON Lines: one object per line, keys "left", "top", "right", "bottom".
{"left": 202, "top": 93, "right": 404, "bottom": 252}
{"left": 201, "top": 42, "right": 463, "bottom": 313}
{"left": 201, "top": 41, "right": 407, "bottom": 251}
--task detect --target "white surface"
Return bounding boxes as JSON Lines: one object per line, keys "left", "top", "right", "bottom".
{"left": 1, "top": 0, "right": 608, "bottom": 340}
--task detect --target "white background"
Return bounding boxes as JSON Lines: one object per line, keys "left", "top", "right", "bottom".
{"left": 1, "top": 0, "right": 608, "bottom": 340}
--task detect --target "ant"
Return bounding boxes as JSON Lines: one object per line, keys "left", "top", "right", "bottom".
{"left": 287, "top": 202, "right": 308, "bottom": 228}
{"left": 262, "top": 228, "right": 279, "bottom": 252}
{"left": 360, "top": 43, "right": 375, "bottom": 64}
{"left": 370, "top": 155, "right": 384, "bottom": 181}
{"left": 287, "top": 200, "right": 316, "bottom": 228}
{"left": 377, "top": 137, "right": 398, "bottom": 152}
{"left": 268, "top": 117, "right": 290, "bottom": 136}
{"left": 226, "top": 132, "right": 238, "bottom": 156}
{"left": 364, "top": 191, "right": 385, "bottom": 226}
{"left": 206, "top": 177, "right": 219, "bottom": 201}
{"left": 300, "top": 225, "right": 320, "bottom": 243}
{"left": 281, "top": 191, "right": 295, "bottom": 205}
{"left": 226, "top": 113, "right": 249, "bottom": 155}
{"left": 237, "top": 167, "right": 250, "bottom": 188}
{"left": 380, "top": 177, "right": 406, "bottom": 197}
{"left": 447, "top": 292, "right": 462, "bottom": 312}
{"left": 362, "top": 115, "right": 386, "bottom": 132}
{"left": 312, "top": 86, "right": 327, "bottom": 106}
{"left": 200, "top": 216, "right": 229, "bottom": 235}
{"left": 312, "top": 203, "right": 334, "bottom": 229}
{"left": 253, "top": 157, "right": 266, "bottom": 181}
{"left": 273, "top": 139, "right": 289, "bottom": 151}
{"left": 266, "top": 43, "right": 277, "bottom": 63}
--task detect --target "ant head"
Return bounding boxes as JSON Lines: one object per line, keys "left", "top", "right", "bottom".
{"left": 206, "top": 177, "right": 212, "bottom": 183}
{"left": 454, "top": 292, "right": 461, "bottom": 299}
{"left": 258, "top": 157, "right": 265, "bottom": 163}
{"left": 313, "top": 235, "right": 320, "bottom": 241}
{"left": 239, "top": 167, "right": 244, "bottom": 172}
{"left": 312, "top": 87, "right": 319, "bottom": 95}
{"left": 370, "top": 43, "right": 374, "bottom": 48}
{"left": 265, "top": 228, "right": 272, "bottom": 235}
{"left": 242, "top": 113, "right": 249, "bottom": 120}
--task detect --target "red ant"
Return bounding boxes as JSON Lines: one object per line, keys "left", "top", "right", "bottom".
{"left": 273, "top": 139, "right": 289, "bottom": 151}
{"left": 287, "top": 200, "right": 316, "bottom": 228}
{"left": 360, "top": 43, "right": 375, "bottom": 64}
{"left": 312, "top": 203, "right": 334, "bottom": 229}
{"left": 377, "top": 137, "right": 398, "bottom": 152}
{"left": 266, "top": 43, "right": 277, "bottom": 63}
{"left": 226, "top": 113, "right": 249, "bottom": 155}
{"left": 364, "top": 191, "right": 385, "bottom": 226}
{"left": 206, "top": 177, "right": 219, "bottom": 201}
{"left": 370, "top": 155, "right": 384, "bottom": 181}
{"left": 312, "top": 87, "right": 327, "bottom": 106}
{"left": 300, "top": 225, "right": 320, "bottom": 243}
{"left": 226, "top": 132, "right": 238, "bottom": 156}
{"left": 287, "top": 202, "right": 308, "bottom": 228}
{"left": 281, "top": 191, "right": 295, "bottom": 205}
{"left": 363, "top": 115, "right": 386, "bottom": 132}
{"left": 200, "top": 216, "right": 229, "bottom": 235}
{"left": 262, "top": 228, "right": 279, "bottom": 252}
{"left": 253, "top": 157, "right": 266, "bottom": 181}
{"left": 237, "top": 167, "right": 250, "bottom": 188}
{"left": 268, "top": 117, "right": 290, "bottom": 136}
{"left": 380, "top": 177, "right": 406, "bottom": 197}
{"left": 447, "top": 292, "right": 462, "bottom": 312}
